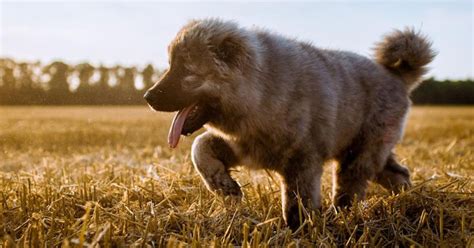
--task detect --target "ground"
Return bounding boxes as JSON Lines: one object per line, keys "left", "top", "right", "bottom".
{"left": 0, "top": 106, "right": 473, "bottom": 247}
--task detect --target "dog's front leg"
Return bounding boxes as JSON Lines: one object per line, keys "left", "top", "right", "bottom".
{"left": 191, "top": 132, "right": 242, "bottom": 197}
{"left": 279, "top": 155, "right": 323, "bottom": 231}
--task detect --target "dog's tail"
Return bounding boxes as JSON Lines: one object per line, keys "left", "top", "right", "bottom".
{"left": 374, "top": 28, "right": 436, "bottom": 92}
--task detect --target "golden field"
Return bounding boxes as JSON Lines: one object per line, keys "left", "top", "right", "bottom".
{"left": 0, "top": 106, "right": 473, "bottom": 247}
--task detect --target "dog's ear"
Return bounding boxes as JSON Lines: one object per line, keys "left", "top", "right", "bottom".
{"left": 213, "top": 36, "right": 247, "bottom": 68}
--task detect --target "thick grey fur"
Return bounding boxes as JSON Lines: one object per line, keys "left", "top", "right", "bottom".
{"left": 150, "top": 19, "right": 435, "bottom": 230}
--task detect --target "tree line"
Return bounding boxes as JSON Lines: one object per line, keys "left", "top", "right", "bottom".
{"left": 0, "top": 58, "right": 473, "bottom": 105}
{"left": 0, "top": 58, "right": 158, "bottom": 105}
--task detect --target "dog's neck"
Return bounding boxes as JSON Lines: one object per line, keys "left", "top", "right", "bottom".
{"left": 206, "top": 87, "right": 271, "bottom": 142}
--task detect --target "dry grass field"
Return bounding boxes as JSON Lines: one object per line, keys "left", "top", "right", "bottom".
{"left": 0, "top": 106, "right": 473, "bottom": 247}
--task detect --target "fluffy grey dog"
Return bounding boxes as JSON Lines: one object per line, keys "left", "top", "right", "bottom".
{"left": 144, "top": 19, "right": 435, "bottom": 229}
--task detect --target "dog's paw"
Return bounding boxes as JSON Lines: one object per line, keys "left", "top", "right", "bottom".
{"left": 389, "top": 172, "right": 412, "bottom": 193}
{"left": 375, "top": 163, "right": 412, "bottom": 193}
{"left": 334, "top": 193, "right": 354, "bottom": 209}
{"left": 285, "top": 204, "right": 303, "bottom": 231}
{"left": 205, "top": 174, "right": 242, "bottom": 198}
{"left": 216, "top": 180, "right": 242, "bottom": 198}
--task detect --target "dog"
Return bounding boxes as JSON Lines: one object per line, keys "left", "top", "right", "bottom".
{"left": 144, "top": 19, "right": 435, "bottom": 230}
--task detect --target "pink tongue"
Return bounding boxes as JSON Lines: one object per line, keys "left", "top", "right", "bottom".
{"left": 168, "top": 104, "right": 196, "bottom": 148}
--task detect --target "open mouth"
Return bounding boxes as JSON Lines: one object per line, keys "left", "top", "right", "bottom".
{"left": 168, "top": 104, "right": 210, "bottom": 148}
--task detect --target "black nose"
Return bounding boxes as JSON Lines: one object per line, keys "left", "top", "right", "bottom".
{"left": 144, "top": 91, "right": 153, "bottom": 102}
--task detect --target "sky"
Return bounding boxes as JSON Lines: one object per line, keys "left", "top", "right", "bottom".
{"left": 1, "top": 0, "right": 473, "bottom": 79}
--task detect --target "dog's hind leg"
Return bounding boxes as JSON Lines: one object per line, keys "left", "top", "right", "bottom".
{"left": 333, "top": 126, "right": 393, "bottom": 208}
{"left": 373, "top": 153, "right": 411, "bottom": 193}
{"left": 333, "top": 100, "right": 410, "bottom": 208}
{"left": 191, "top": 132, "right": 242, "bottom": 197}
{"left": 333, "top": 148, "right": 373, "bottom": 208}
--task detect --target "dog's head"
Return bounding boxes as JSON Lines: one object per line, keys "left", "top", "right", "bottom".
{"left": 144, "top": 19, "right": 257, "bottom": 147}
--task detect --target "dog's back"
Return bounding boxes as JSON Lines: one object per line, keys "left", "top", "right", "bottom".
{"left": 232, "top": 29, "right": 422, "bottom": 162}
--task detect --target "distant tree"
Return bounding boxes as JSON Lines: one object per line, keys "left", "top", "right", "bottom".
{"left": 113, "top": 66, "right": 141, "bottom": 103}
{"left": 142, "top": 64, "right": 155, "bottom": 90}
{"left": 97, "top": 66, "right": 110, "bottom": 90}
{"left": 16, "top": 63, "right": 46, "bottom": 104}
{"left": 73, "top": 63, "right": 95, "bottom": 104}
{"left": 118, "top": 67, "right": 136, "bottom": 91}
{"left": 18, "top": 63, "right": 34, "bottom": 90}
{"left": 43, "top": 61, "right": 71, "bottom": 104}
{"left": 76, "top": 63, "right": 95, "bottom": 92}
{"left": 1, "top": 67, "right": 15, "bottom": 91}
{"left": 0, "top": 65, "right": 16, "bottom": 104}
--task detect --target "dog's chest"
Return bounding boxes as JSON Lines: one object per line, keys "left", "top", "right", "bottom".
{"left": 209, "top": 116, "right": 304, "bottom": 170}
{"left": 235, "top": 132, "right": 300, "bottom": 170}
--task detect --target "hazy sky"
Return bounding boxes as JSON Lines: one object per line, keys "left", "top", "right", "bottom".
{"left": 1, "top": 1, "right": 473, "bottom": 79}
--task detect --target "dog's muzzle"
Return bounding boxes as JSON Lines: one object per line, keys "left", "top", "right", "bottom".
{"left": 143, "top": 89, "right": 194, "bottom": 112}
{"left": 144, "top": 90, "right": 164, "bottom": 111}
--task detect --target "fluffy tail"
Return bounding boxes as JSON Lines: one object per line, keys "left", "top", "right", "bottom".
{"left": 374, "top": 28, "right": 436, "bottom": 92}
